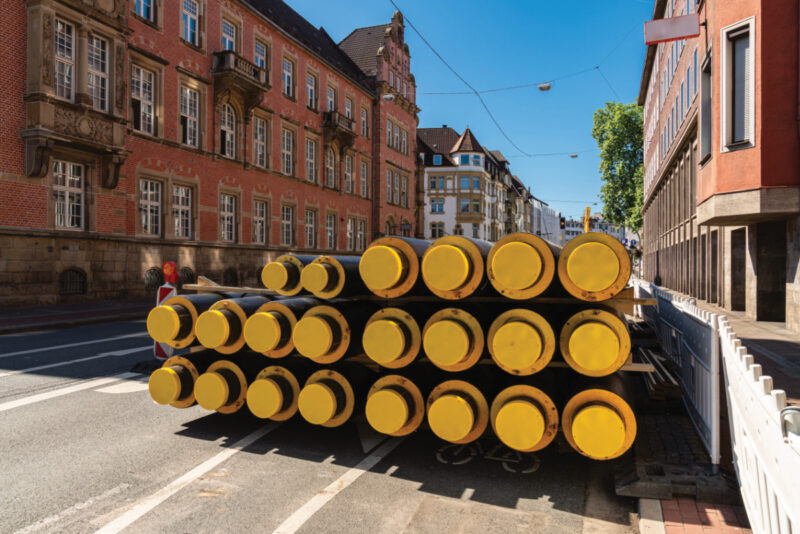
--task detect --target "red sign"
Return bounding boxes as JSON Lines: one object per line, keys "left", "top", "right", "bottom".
{"left": 161, "top": 261, "right": 178, "bottom": 284}
{"left": 645, "top": 13, "right": 701, "bottom": 45}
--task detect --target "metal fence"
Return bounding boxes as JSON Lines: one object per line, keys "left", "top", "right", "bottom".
{"left": 633, "top": 279, "right": 720, "bottom": 466}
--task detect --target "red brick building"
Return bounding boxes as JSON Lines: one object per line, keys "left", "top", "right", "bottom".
{"left": 0, "top": 0, "right": 418, "bottom": 305}
{"left": 639, "top": 0, "right": 800, "bottom": 331}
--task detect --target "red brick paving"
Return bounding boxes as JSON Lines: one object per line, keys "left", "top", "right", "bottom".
{"left": 659, "top": 499, "right": 751, "bottom": 533}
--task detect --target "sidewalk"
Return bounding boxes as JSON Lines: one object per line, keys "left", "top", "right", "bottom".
{"left": 639, "top": 498, "right": 751, "bottom": 534}
{"left": 0, "top": 297, "right": 152, "bottom": 334}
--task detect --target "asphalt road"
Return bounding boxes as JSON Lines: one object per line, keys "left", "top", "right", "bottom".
{"left": 0, "top": 321, "right": 636, "bottom": 534}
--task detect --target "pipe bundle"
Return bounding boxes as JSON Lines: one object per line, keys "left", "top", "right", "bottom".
{"left": 146, "top": 231, "right": 638, "bottom": 460}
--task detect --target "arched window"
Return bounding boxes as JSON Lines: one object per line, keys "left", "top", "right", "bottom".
{"left": 220, "top": 104, "right": 236, "bottom": 158}
{"left": 59, "top": 268, "right": 87, "bottom": 296}
{"left": 325, "top": 149, "right": 335, "bottom": 188}
{"left": 143, "top": 267, "right": 164, "bottom": 291}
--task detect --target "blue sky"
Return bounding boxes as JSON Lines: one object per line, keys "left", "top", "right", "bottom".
{"left": 287, "top": 0, "right": 653, "bottom": 218}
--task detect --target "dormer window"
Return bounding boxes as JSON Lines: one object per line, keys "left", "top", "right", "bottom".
{"left": 459, "top": 155, "right": 469, "bottom": 165}
{"left": 472, "top": 154, "right": 481, "bottom": 166}
{"left": 433, "top": 155, "right": 442, "bottom": 165}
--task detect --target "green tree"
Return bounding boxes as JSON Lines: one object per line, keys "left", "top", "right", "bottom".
{"left": 591, "top": 102, "right": 643, "bottom": 232}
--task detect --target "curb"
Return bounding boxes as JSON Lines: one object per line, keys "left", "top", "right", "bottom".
{"left": 0, "top": 310, "right": 149, "bottom": 335}
{"left": 638, "top": 498, "right": 665, "bottom": 534}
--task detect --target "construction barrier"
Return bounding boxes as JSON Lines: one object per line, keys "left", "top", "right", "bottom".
{"left": 147, "top": 232, "right": 641, "bottom": 460}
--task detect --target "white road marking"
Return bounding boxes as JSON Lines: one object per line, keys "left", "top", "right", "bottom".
{"left": 12, "top": 484, "right": 130, "bottom": 534}
{"left": 0, "top": 333, "right": 149, "bottom": 359}
{"left": 93, "top": 423, "right": 279, "bottom": 534}
{"left": 272, "top": 437, "right": 404, "bottom": 534}
{"left": 0, "top": 346, "right": 151, "bottom": 378}
{"left": 95, "top": 379, "right": 149, "bottom": 394}
{"left": 460, "top": 488, "right": 475, "bottom": 501}
{"left": 0, "top": 372, "right": 138, "bottom": 413}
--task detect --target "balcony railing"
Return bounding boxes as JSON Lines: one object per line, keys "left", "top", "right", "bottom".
{"left": 212, "top": 50, "right": 268, "bottom": 87}
{"left": 323, "top": 111, "right": 355, "bottom": 133}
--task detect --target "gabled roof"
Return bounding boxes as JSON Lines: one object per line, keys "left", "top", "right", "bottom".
{"left": 338, "top": 23, "right": 391, "bottom": 77}
{"left": 451, "top": 127, "right": 483, "bottom": 153}
{"left": 489, "top": 150, "right": 508, "bottom": 164}
{"left": 417, "top": 127, "right": 461, "bottom": 155}
{"left": 246, "top": 0, "right": 370, "bottom": 89}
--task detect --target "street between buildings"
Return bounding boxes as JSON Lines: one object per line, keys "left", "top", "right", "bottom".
{"left": 0, "top": 320, "right": 636, "bottom": 534}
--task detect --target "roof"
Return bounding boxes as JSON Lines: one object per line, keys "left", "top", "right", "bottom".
{"left": 451, "top": 127, "right": 483, "bottom": 153}
{"left": 417, "top": 127, "right": 461, "bottom": 155}
{"left": 245, "top": 0, "right": 370, "bottom": 90}
{"left": 489, "top": 150, "right": 508, "bottom": 164}
{"left": 637, "top": 0, "right": 668, "bottom": 106}
{"left": 338, "top": 24, "right": 391, "bottom": 77}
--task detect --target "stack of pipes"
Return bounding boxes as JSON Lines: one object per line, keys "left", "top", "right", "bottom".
{"left": 146, "top": 230, "right": 637, "bottom": 461}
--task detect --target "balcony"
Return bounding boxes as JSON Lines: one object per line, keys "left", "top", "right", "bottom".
{"left": 323, "top": 111, "right": 356, "bottom": 152}
{"left": 211, "top": 50, "right": 268, "bottom": 113}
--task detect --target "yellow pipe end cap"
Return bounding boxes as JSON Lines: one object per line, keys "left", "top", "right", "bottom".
{"left": 293, "top": 316, "right": 333, "bottom": 359}
{"left": 566, "top": 242, "right": 620, "bottom": 292}
{"left": 360, "top": 246, "right": 404, "bottom": 290}
{"left": 366, "top": 389, "right": 410, "bottom": 434}
{"left": 423, "top": 320, "right": 471, "bottom": 367}
{"left": 568, "top": 322, "right": 620, "bottom": 372}
{"left": 572, "top": 405, "right": 626, "bottom": 458}
{"left": 492, "top": 321, "right": 542, "bottom": 371}
{"left": 148, "top": 367, "right": 182, "bottom": 405}
{"left": 495, "top": 400, "right": 545, "bottom": 451}
{"left": 428, "top": 394, "right": 475, "bottom": 442}
{"left": 194, "top": 372, "right": 230, "bottom": 411}
{"left": 262, "top": 262, "right": 291, "bottom": 290}
{"left": 245, "top": 312, "right": 282, "bottom": 353}
{"left": 422, "top": 245, "right": 470, "bottom": 291}
{"left": 195, "top": 310, "right": 230, "bottom": 349}
{"left": 147, "top": 306, "right": 181, "bottom": 343}
{"left": 246, "top": 378, "right": 284, "bottom": 419}
{"left": 492, "top": 242, "right": 542, "bottom": 290}
{"left": 363, "top": 320, "right": 406, "bottom": 364}
{"left": 301, "top": 263, "right": 332, "bottom": 294}
{"left": 298, "top": 383, "right": 337, "bottom": 425}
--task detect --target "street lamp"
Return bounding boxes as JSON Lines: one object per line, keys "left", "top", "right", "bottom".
{"left": 538, "top": 83, "right": 551, "bottom": 91}
{"left": 383, "top": 94, "right": 395, "bottom": 101}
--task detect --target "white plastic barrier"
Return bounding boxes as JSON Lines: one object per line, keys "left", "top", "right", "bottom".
{"left": 718, "top": 317, "right": 800, "bottom": 534}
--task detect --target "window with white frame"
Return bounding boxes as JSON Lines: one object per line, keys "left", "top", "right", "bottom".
{"left": 305, "top": 209, "right": 316, "bottom": 248}
{"left": 220, "top": 193, "right": 236, "bottom": 242}
{"left": 326, "top": 213, "right": 336, "bottom": 249}
{"left": 401, "top": 131, "right": 407, "bottom": 154}
{"left": 346, "top": 218, "right": 355, "bottom": 251}
{"left": 400, "top": 176, "right": 408, "bottom": 207}
{"left": 172, "top": 185, "right": 192, "bottom": 238}
{"left": 460, "top": 198, "right": 470, "bottom": 213}
{"left": 282, "top": 58, "right": 294, "bottom": 97}
{"left": 254, "top": 40, "right": 267, "bottom": 70}
{"left": 87, "top": 35, "right": 108, "bottom": 111}
{"left": 306, "top": 139, "right": 317, "bottom": 182}
{"left": 220, "top": 104, "right": 236, "bottom": 158}
{"left": 180, "top": 86, "right": 199, "bottom": 147}
{"left": 55, "top": 19, "right": 74, "bottom": 101}
{"left": 344, "top": 155, "right": 353, "bottom": 193}
{"left": 252, "top": 199, "right": 267, "bottom": 244}
{"left": 253, "top": 117, "right": 267, "bottom": 167}
{"left": 53, "top": 160, "right": 83, "bottom": 229}
{"left": 182, "top": 0, "right": 199, "bottom": 46}
{"left": 139, "top": 179, "right": 162, "bottom": 236}
{"left": 361, "top": 109, "right": 368, "bottom": 136}
{"left": 386, "top": 119, "right": 392, "bottom": 147}
{"left": 723, "top": 21, "right": 754, "bottom": 147}
{"left": 393, "top": 171, "right": 400, "bottom": 204}
{"left": 222, "top": 20, "right": 236, "bottom": 51}
{"left": 345, "top": 97, "right": 353, "bottom": 119}
{"left": 357, "top": 220, "right": 366, "bottom": 251}
{"left": 386, "top": 170, "right": 393, "bottom": 204}
{"left": 281, "top": 128, "right": 293, "bottom": 175}
{"left": 327, "top": 86, "right": 336, "bottom": 112}
{"left": 459, "top": 155, "right": 469, "bottom": 165}
{"left": 306, "top": 73, "right": 317, "bottom": 108}
{"left": 360, "top": 161, "right": 368, "bottom": 197}
{"left": 135, "top": 0, "right": 154, "bottom": 21}
{"left": 280, "top": 205, "right": 294, "bottom": 245}
{"left": 325, "top": 148, "right": 335, "bottom": 188}
{"left": 131, "top": 65, "right": 155, "bottom": 135}
{"left": 431, "top": 198, "right": 443, "bottom": 213}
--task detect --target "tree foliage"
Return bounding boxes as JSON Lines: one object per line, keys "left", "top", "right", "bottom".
{"left": 591, "top": 102, "right": 644, "bottom": 232}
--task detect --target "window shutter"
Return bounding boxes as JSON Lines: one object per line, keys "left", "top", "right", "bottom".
{"left": 132, "top": 98, "right": 141, "bottom": 130}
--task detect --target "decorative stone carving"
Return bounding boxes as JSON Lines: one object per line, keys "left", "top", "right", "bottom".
{"left": 115, "top": 43, "right": 125, "bottom": 113}
{"left": 100, "top": 153, "right": 125, "bottom": 189}
{"left": 23, "top": 134, "right": 54, "bottom": 178}
{"left": 54, "top": 107, "right": 113, "bottom": 145}
{"left": 42, "top": 13, "right": 54, "bottom": 87}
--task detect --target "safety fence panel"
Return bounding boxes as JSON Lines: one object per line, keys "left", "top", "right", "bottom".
{"left": 718, "top": 317, "right": 799, "bottom": 534}
{"left": 632, "top": 279, "right": 720, "bottom": 465}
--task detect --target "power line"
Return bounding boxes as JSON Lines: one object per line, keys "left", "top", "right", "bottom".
{"left": 389, "top": 0, "right": 533, "bottom": 157}
{"left": 595, "top": 66, "right": 621, "bottom": 100}
{"left": 507, "top": 148, "right": 599, "bottom": 159}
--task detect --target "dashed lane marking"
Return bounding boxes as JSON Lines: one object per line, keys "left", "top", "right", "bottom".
{"left": 0, "top": 372, "right": 139, "bottom": 413}
{"left": 0, "top": 333, "right": 149, "bottom": 359}
{"left": 93, "top": 423, "right": 279, "bottom": 534}
{"left": 0, "top": 346, "right": 151, "bottom": 378}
